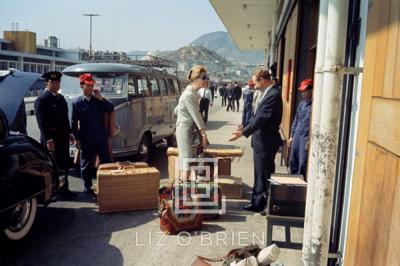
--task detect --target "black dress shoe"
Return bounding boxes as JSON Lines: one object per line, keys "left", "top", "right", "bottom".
{"left": 84, "top": 188, "right": 95, "bottom": 195}
{"left": 242, "top": 204, "right": 260, "bottom": 212}
{"left": 259, "top": 210, "right": 267, "bottom": 216}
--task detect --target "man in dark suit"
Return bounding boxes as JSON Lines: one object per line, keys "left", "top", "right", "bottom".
{"left": 230, "top": 69, "right": 283, "bottom": 213}
{"left": 34, "top": 71, "right": 76, "bottom": 197}
{"left": 226, "top": 84, "right": 235, "bottom": 111}
{"left": 220, "top": 84, "right": 227, "bottom": 106}
{"left": 71, "top": 73, "right": 114, "bottom": 193}
{"left": 232, "top": 82, "right": 242, "bottom": 112}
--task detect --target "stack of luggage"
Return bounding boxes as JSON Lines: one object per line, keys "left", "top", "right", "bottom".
{"left": 160, "top": 145, "right": 245, "bottom": 235}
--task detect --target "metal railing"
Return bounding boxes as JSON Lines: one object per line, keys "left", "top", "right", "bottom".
{"left": 86, "top": 54, "right": 177, "bottom": 69}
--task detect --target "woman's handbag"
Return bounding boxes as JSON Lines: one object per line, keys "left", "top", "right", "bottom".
{"left": 159, "top": 182, "right": 203, "bottom": 235}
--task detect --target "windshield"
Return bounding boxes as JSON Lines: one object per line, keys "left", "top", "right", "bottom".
{"left": 61, "top": 74, "right": 128, "bottom": 98}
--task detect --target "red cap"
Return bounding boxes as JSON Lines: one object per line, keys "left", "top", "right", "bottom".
{"left": 298, "top": 79, "right": 313, "bottom": 91}
{"left": 248, "top": 79, "right": 254, "bottom": 87}
{"left": 79, "top": 73, "right": 96, "bottom": 85}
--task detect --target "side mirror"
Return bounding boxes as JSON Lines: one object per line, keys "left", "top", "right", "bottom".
{"left": 0, "top": 108, "right": 9, "bottom": 139}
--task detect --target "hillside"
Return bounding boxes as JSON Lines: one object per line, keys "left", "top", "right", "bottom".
{"left": 190, "top": 31, "right": 264, "bottom": 65}
{"left": 156, "top": 45, "right": 232, "bottom": 73}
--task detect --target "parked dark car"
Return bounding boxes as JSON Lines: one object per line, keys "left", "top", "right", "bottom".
{"left": 0, "top": 70, "right": 58, "bottom": 240}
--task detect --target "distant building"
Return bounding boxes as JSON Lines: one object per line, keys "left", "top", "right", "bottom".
{"left": 0, "top": 30, "right": 85, "bottom": 73}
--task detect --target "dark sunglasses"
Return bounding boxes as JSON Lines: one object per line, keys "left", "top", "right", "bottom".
{"left": 199, "top": 74, "right": 209, "bottom": 81}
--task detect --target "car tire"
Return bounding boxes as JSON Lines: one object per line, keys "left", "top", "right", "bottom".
{"left": 138, "top": 136, "right": 151, "bottom": 163}
{"left": 4, "top": 197, "right": 37, "bottom": 241}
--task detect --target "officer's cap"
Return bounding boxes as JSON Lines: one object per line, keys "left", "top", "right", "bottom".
{"left": 42, "top": 71, "right": 62, "bottom": 81}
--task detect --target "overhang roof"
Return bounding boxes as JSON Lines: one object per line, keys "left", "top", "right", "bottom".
{"left": 209, "top": 0, "right": 276, "bottom": 51}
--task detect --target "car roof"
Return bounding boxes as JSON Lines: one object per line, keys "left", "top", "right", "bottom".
{"left": 62, "top": 63, "right": 176, "bottom": 78}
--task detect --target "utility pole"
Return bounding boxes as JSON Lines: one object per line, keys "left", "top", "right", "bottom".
{"left": 82, "top": 14, "right": 99, "bottom": 57}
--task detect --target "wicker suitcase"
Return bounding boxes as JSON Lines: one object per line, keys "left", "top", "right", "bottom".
{"left": 98, "top": 161, "right": 149, "bottom": 171}
{"left": 166, "top": 146, "right": 244, "bottom": 158}
{"left": 217, "top": 175, "right": 243, "bottom": 199}
{"left": 97, "top": 164, "right": 159, "bottom": 213}
{"left": 217, "top": 158, "right": 231, "bottom": 175}
{"left": 168, "top": 155, "right": 178, "bottom": 183}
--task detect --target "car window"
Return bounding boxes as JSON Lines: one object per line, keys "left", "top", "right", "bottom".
{"left": 138, "top": 77, "right": 151, "bottom": 96}
{"left": 95, "top": 77, "right": 124, "bottom": 95}
{"left": 62, "top": 74, "right": 128, "bottom": 97}
{"left": 149, "top": 78, "right": 160, "bottom": 96}
{"left": 128, "top": 77, "right": 142, "bottom": 97}
{"left": 167, "top": 79, "right": 176, "bottom": 95}
{"left": 158, "top": 78, "right": 168, "bottom": 96}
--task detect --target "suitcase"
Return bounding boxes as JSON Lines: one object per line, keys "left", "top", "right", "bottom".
{"left": 98, "top": 161, "right": 149, "bottom": 171}
{"left": 168, "top": 155, "right": 178, "bottom": 183}
{"left": 96, "top": 163, "right": 159, "bottom": 213}
{"left": 217, "top": 175, "right": 243, "bottom": 199}
{"left": 166, "top": 146, "right": 244, "bottom": 158}
{"left": 267, "top": 174, "right": 307, "bottom": 217}
{"left": 217, "top": 158, "right": 231, "bottom": 175}
{"left": 168, "top": 156, "right": 216, "bottom": 183}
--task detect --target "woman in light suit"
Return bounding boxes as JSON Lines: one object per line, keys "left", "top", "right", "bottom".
{"left": 175, "top": 65, "right": 210, "bottom": 178}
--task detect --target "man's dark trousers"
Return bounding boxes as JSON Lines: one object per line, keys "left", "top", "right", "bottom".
{"left": 80, "top": 136, "right": 111, "bottom": 190}
{"left": 227, "top": 97, "right": 235, "bottom": 111}
{"left": 199, "top": 98, "right": 210, "bottom": 123}
{"left": 252, "top": 146, "right": 279, "bottom": 211}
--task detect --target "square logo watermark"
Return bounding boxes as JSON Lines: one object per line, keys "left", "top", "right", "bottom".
{"left": 174, "top": 157, "right": 226, "bottom": 215}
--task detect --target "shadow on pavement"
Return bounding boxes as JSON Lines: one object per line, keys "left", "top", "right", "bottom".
{"left": 206, "top": 120, "right": 227, "bottom": 131}
{"left": 0, "top": 205, "right": 159, "bottom": 266}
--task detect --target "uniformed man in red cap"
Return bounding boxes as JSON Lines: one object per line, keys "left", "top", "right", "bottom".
{"left": 34, "top": 71, "right": 76, "bottom": 197}
{"left": 288, "top": 78, "right": 313, "bottom": 179}
{"left": 71, "top": 73, "right": 114, "bottom": 194}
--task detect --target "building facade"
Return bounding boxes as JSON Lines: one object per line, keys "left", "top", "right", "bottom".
{"left": 0, "top": 30, "right": 85, "bottom": 74}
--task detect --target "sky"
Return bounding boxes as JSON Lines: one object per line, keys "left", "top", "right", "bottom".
{"left": 0, "top": 0, "right": 227, "bottom": 52}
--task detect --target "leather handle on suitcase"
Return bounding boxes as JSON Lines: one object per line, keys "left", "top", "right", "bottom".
{"left": 123, "top": 166, "right": 135, "bottom": 173}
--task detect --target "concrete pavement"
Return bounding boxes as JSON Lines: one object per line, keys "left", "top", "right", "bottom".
{"left": 1, "top": 98, "right": 303, "bottom": 266}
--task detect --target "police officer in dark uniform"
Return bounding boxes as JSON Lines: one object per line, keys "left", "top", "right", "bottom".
{"left": 71, "top": 73, "right": 114, "bottom": 193}
{"left": 289, "top": 79, "right": 313, "bottom": 179}
{"left": 34, "top": 71, "right": 76, "bottom": 197}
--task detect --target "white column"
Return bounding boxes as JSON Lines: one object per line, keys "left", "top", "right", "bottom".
{"left": 301, "top": 0, "right": 329, "bottom": 263}
{"left": 304, "top": 0, "right": 349, "bottom": 265}
{"left": 17, "top": 56, "right": 24, "bottom": 71}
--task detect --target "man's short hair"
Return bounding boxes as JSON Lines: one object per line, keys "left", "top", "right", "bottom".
{"left": 253, "top": 69, "right": 271, "bottom": 81}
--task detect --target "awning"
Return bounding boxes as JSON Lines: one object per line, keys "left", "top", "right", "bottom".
{"left": 209, "top": 0, "right": 276, "bottom": 51}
